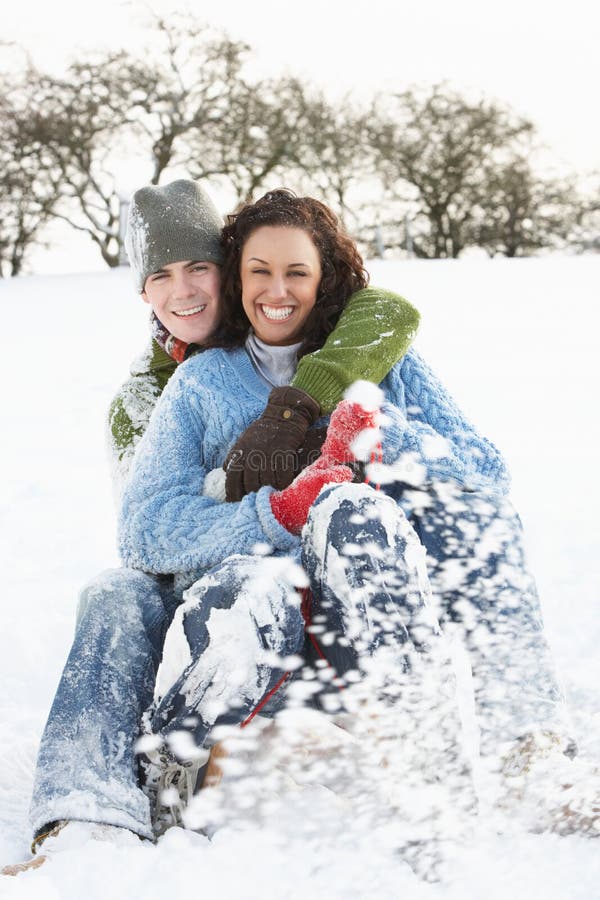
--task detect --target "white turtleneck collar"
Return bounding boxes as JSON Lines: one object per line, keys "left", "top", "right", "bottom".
{"left": 245, "top": 332, "right": 303, "bottom": 389}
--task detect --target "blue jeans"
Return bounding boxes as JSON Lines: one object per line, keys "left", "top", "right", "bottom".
{"left": 392, "top": 483, "right": 572, "bottom": 754}
{"left": 149, "top": 554, "right": 306, "bottom": 747}
{"left": 31, "top": 484, "right": 456, "bottom": 838}
{"left": 149, "top": 479, "right": 447, "bottom": 732}
{"left": 30, "top": 568, "right": 179, "bottom": 839}
{"left": 30, "top": 550, "right": 320, "bottom": 839}
{"left": 151, "top": 484, "right": 463, "bottom": 787}
{"left": 30, "top": 482, "right": 570, "bottom": 838}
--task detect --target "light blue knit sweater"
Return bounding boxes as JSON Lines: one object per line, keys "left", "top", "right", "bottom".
{"left": 118, "top": 347, "right": 509, "bottom": 575}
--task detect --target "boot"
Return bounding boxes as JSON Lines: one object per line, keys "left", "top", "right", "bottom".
{"left": 1, "top": 821, "right": 141, "bottom": 876}
{"left": 139, "top": 743, "right": 208, "bottom": 837}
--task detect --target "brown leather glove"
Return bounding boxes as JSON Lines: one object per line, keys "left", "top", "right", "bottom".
{"left": 296, "top": 425, "right": 328, "bottom": 471}
{"left": 224, "top": 386, "right": 321, "bottom": 501}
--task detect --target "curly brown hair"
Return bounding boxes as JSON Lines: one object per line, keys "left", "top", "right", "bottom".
{"left": 209, "top": 189, "right": 369, "bottom": 358}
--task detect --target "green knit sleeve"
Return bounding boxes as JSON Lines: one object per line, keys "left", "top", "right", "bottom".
{"left": 292, "top": 287, "right": 420, "bottom": 414}
{"left": 107, "top": 340, "right": 177, "bottom": 484}
{"left": 106, "top": 369, "right": 165, "bottom": 493}
{"left": 108, "top": 390, "right": 147, "bottom": 463}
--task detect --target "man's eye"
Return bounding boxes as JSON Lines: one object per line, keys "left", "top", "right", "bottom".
{"left": 151, "top": 273, "right": 166, "bottom": 281}
{"left": 192, "top": 264, "right": 208, "bottom": 272}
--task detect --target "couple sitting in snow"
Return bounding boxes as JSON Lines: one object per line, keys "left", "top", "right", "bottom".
{"left": 4, "top": 180, "right": 597, "bottom": 877}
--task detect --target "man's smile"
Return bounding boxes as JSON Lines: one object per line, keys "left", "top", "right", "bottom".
{"left": 172, "top": 304, "right": 208, "bottom": 318}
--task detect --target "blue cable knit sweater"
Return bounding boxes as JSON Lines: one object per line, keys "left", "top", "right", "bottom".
{"left": 118, "top": 347, "right": 509, "bottom": 575}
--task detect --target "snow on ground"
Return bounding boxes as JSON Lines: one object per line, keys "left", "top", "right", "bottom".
{"left": 1, "top": 257, "right": 599, "bottom": 898}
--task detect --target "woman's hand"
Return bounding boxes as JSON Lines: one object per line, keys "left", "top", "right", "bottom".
{"left": 224, "top": 386, "right": 321, "bottom": 501}
{"left": 269, "top": 460, "right": 353, "bottom": 535}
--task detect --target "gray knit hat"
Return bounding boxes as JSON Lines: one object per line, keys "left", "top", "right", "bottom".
{"left": 125, "top": 179, "right": 224, "bottom": 291}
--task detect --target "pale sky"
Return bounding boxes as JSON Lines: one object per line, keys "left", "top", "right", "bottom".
{"left": 3, "top": 0, "right": 600, "bottom": 272}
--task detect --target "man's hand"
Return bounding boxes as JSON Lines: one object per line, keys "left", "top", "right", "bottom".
{"left": 320, "top": 399, "right": 380, "bottom": 465}
{"left": 269, "top": 460, "right": 354, "bottom": 535}
{"left": 225, "top": 386, "right": 321, "bottom": 501}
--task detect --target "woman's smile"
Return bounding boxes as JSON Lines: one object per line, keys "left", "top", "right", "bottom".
{"left": 258, "top": 304, "right": 295, "bottom": 321}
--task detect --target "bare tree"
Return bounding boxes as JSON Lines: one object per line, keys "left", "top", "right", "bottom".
{"left": 371, "top": 84, "right": 535, "bottom": 258}
{"left": 288, "top": 91, "right": 376, "bottom": 230}
{"left": 470, "top": 157, "right": 577, "bottom": 256}
{"left": 186, "top": 76, "right": 313, "bottom": 205}
{"left": 571, "top": 176, "right": 600, "bottom": 252}
{"left": 186, "top": 75, "right": 378, "bottom": 226}
{"left": 15, "top": 61, "right": 132, "bottom": 267}
{"left": 0, "top": 71, "right": 60, "bottom": 276}
{"left": 6, "top": 18, "right": 252, "bottom": 268}
{"left": 5, "top": 27, "right": 592, "bottom": 274}
{"left": 119, "top": 16, "right": 251, "bottom": 186}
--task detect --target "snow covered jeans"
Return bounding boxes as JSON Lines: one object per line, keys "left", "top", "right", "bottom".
{"left": 32, "top": 481, "right": 558, "bottom": 840}
{"left": 150, "top": 483, "right": 464, "bottom": 795}
{"left": 395, "top": 483, "right": 573, "bottom": 755}
{"left": 30, "top": 568, "right": 179, "bottom": 839}
{"left": 30, "top": 482, "right": 461, "bottom": 840}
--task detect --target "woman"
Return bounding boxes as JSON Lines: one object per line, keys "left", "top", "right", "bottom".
{"left": 110, "top": 199, "right": 468, "bottom": 796}
{"left": 120, "top": 190, "right": 585, "bottom": 840}
{"left": 114, "top": 190, "right": 479, "bottom": 854}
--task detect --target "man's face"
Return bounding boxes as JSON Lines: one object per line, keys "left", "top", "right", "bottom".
{"left": 142, "top": 260, "right": 221, "bottom": 344}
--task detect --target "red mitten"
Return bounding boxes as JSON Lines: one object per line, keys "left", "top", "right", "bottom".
{"left": 320, "top": 400, "right": 380, "bottom": 465}
{"left": 269, "top": 461, "right": 353, "bottom": 534}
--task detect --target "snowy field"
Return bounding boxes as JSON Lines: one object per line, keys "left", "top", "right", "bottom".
{"left": 1, "top": 257, "right": 599, "bottom": 898}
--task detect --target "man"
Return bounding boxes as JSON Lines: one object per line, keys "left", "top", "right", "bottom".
{"left": 2, "top": 180, "right": 419, "bottom": 874}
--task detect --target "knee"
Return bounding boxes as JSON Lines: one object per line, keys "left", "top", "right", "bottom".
{"left": 180, "top": 555, "right": 256, "bottom": 616}
{"left": 76, "top": 567, "right": 165, "bottom": 629}
{"left": 304, "top": 481, "right": 407, "bottom": 556}
{"left": 181, "top": 555, "right": 305, "bottom": 657}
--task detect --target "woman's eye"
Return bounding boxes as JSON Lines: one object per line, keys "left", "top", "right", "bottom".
{"left": 289, "top": 270, "right": 307, "bottom": 277}
{"left": 251, "top": 268, "right": 269, "bottom": 275}
{"left": 192, "top": 264, "right": 208, "bottom": 273}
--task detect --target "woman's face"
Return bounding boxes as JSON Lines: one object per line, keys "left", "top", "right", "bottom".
{"left": 240, "top": 226, "right": 322, "bottom": 346}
